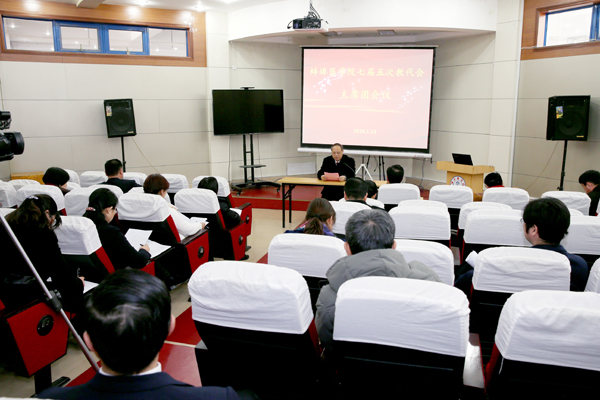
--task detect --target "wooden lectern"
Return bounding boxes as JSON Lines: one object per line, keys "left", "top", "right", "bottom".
{"left": 436, "top": 161, "right": 495, "bottom": 194}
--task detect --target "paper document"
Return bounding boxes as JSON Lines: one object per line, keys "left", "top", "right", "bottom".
{"left": 84, "top": 281, "right": 99, "bottom": 294}
{"left": 191, "top": 217, "right": 208, "bottom": 226}
{"left": 147, "top": 240, "right": 170, "bottom": 258}
{"left": 231, "top": 208, "right": 242, "bottom": 216}
{"left": 324, "top": 172, "right": 340, "bottom": 180}
{"left": 124, "top": 229, "right": 152, "bottom": 249}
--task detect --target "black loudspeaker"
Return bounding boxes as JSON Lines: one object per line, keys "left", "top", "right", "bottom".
{"left": 104, "top": 99, "right": 137, "bottom": 138}
{"left": 546, "top": 95, "right": 590, "bottom": 141}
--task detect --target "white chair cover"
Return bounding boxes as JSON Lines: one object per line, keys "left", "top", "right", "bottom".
{"left": 117, "top": 192, "right": 170, "bottom": 222}
{"left": 429, "top": 185, "right": 473, "bottom": 209}
{"left": 458, "top": 202, "right": 512, "bottom": 230}
{"left": 174, "top": 188, "right": 219, "bottom": 214}
{"left": 16, "top": 185, "right": 65, "bottom": 211}
{"left": 463, "top": 208, "right": 529, "bottom": 247}
{"left": 129, "top": 186, "right": 172, "bottom": 204}
{"left": 330, "top": 201, "right": 371, "bottom": 235}
{"left": 189, "top": 261, "right": 313, "bottom": 334}
{"left": 399, "top": 199, "right": 448, "bottom": 210}
{"left": 65, "top": 182, "right": 81, "bottom": 191}
{"left": 123, "top": 172, "right": 148, "bottom": 186}
{"left": 192, "top": 176, "right": 231, "bottom": 197}
{"left": 495, "top": 290, "right": 600, "bottom": 372}
{"left": 542, "top": 191, "right": 591, "bottom": 215}
{"left": 378, "top": 183, "right": 420, "bottom": 205}
{"left": 561, "top": 215, "right": 600, "bottom": 255}
{"left": 472, "top": 247, "right": 570, "bottom": 293}
{"left": 163, "top": 174, "right": 189, "bottom": 193}
{"left": 268, "top": 234, "right": 346, "bottom": 278}
{"left": 63, "top": 169, "right": 80, "bottom": 185}
{"left": 569, "top": 208, "right": 584, "bottom": 216}
{"left": 9, "top": 179, "right": 40, "bottom": 191}
{"left": 334, "top": 277, "right": 469, "bottom": 357}
{"left": 0, "top": 182, "right": 17, "bottom": 207}
{"left": 338, "top": 197, "right": 385, "bottom": 209}
{"left": 79, "top": 171, "right": 107, "bottom": 187}
{"left": 88, "top": 184, "right": 123, "bottom": 199}
{"left": 394, "top": 239, "right": 455, "bottom": 285}
{"left": 0, "top": 207, "right": 14, "bottom": 217}
{"left": 65, "top": 187, "right": 107, "bottom": 216}
{"left": 55, "top": 216, "right": 102, "bottom": 256}
{"left": 389, "top": 206, "right": 451, "bottom": 241}
{"left": 584, "top": 259, "right": 600, "bottom": 293}
{"left": 482, "top": 187, "right": 530, "bottom": 211}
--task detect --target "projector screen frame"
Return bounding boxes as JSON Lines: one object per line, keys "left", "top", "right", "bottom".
{"left": 300, "top": 46, "right": 436, "bottom": 154}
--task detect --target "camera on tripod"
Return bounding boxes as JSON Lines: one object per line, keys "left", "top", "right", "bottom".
{"left": 0, "top": 111, "right": 25, "bottom": 161}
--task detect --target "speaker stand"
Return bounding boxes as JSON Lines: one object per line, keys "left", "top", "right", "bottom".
{"left": 558, "top": 140, "right": 568, "bottom": 191}
{"left": 236, "top": 134, "right": 280, "bottom": 191}
{"left": 121, "top": 136, "right": 127, "bottom": 173}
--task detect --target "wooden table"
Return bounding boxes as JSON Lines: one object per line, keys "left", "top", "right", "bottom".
{"left": 277, "top": 177, "right": 388, "bottom": 228}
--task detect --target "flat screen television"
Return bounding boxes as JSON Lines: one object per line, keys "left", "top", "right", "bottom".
{"left": 212, "top": 89, "right": 284, "bottom": 135}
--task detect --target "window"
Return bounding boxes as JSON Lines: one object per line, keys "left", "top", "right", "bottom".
{"left": 2, "top": 17, "right": 188, "bottom": 57}
{"left": 543, "top": 4, "right": 600, "bottom": 46}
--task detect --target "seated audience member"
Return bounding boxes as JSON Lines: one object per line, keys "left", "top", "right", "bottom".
{"left": 285, "top": 197, "right": 337, "bottom": 236}
{"left": 386, "top": 164, "right": 404, "bottom": 183}
{"left": 43, "top": 167, "right": 71, "bottom": 195}
{"left": 344, "top": 177, "right": 384, "bottom": 210}
{"left": 315, "top": 209, "right": 441, "bottom": 354}
{"left": 455, "top": 197, "right": 589, "bottom": 295}
{"left": 143, "top": 174, "right": 204, "bottom": 238}
{"left": 484, "top": 172, "right": 503, "bottom": 188}
{"left": 0, "top": 194, "right": 84, "bottom": 312}
{"left": 578, "top": 169, "right": 600, "bottom": 216}
{"left": 317, "top": 143, "right": 356, "bottom": 201}
{"left": 39, "top": 269, "right": 240, "bottom": 400}
{"left": 84, "top": 188, "right": 150, "bottom": 270}
{"left": 198, "top": 177, "right": 241, "bottom": 230}
{"left": 366, "top": 180, "right": 378, "bottom": 199}
{"left": 102, "top": 159, "right": 140, "bottom": 193}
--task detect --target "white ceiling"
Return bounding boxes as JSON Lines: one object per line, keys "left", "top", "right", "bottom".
{"left": 43, "top": 0, "right": 283, "bottom": 13}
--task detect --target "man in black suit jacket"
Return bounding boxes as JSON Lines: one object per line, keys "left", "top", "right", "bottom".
{"left": 317, "top": 143, "right": 356, "bottom": 201}
{"left": 39, "top": 270, "right": 239, "bottom": 400}
{"left": 102, "top": 159, "right": 141, "bottom": 193}
{"left": 344, "top": 177, "right": 384, "bottom": 210}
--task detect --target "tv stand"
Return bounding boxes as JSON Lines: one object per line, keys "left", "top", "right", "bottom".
{"left": 237, "top": 134, "right": 280, "bottom": 191}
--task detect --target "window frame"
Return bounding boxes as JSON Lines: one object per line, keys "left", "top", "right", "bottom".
{"left": 55, "top": 20, "right": 102, "bottom": 54}
{"left": 542, "top": 4, "right": 598, "bottom": 46}
{"left": 103, "top": 24, "right": 148, "bottom": 55}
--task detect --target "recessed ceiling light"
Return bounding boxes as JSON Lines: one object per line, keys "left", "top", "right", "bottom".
{"left": 378, "top": 30, "right": 396, "bottom": 36}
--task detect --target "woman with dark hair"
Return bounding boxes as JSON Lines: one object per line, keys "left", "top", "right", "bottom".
{"left": 143, "top": 174, "right": 204, "bottom": 238}
{"left": 0, "top": 194, "right": 84, "bottom": 311}
{"left": 484, "top": 172, "right": 504, "bottom": 189}
{"left": 198, "top": 177, "right": 241, "bottom": 229}
{"left": 285, "top": 197, "right": 337, "bottom": 236}
{"left": 43, "top": 167, "right": 71, "bottom": 195}
{"left": 84, "top": 188, "right": 151, "bottom": 271}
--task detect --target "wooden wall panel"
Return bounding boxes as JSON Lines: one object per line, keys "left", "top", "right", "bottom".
{"left": 521, "top": 0, "right": 600, "bottom": 60}
{"left": 0, "top": 0, "right": 206, "bottom": 67}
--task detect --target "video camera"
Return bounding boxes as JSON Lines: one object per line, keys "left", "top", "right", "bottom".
{"left": 0, "top": 111, "right": 24, "bottom": 161}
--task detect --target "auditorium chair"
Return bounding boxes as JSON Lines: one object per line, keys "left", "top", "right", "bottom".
{"left": 175, "top": 188, "right": 247, "bottom": 261}
{"left": 429, "top": 184, "right": 473, "bottom": 231}
{"left": 268, "top": 233, "right": 346, "bottom": 310}
{"left": 129, "top": 186, "right": 172, "bottom": 204}
{"left": 54, "top": 215, "right": 155, "bottom": 282}
{"left": 64, "top": 185, "right": 124, "bottom": 216}
{"left": 377, "top": 183, "right": 420, "bottom": 211}
{"left": 91, "top": 183, "right": 124, "bottom": 198}
{"left": 0, "top": 181, "right": 18, "bottom": 207}
{"left": 584, "top": 258, "right": 600, "bottom": 292}
{"left": 394, "top": 239, "right": 455, "bottom": 285}
{"left": 389, "top": 205, "right": 451, "bottom": 247}
{"left": 339, "top": 197, "right": 385, "bottom": 209}
{"left": 8, "top": 179, "right": 40, "bottom": 191}
{"left": 541, "top": 190, "right": 590, "bottom": 215}
{"left": 63, "top": 168, "right": 80, "bottom": 185}
{"left": 399, "top": 199, "right": 448, "bottom": 209}
{"left": 561, "top": 215, "right": 600, "bottom": 267}
{"left": 482, "top": 187, "right": 529, "bottom": 211}
{"left": 189, "top": 261, "right": 322, "bottom": 399}
{"left": 16, "top": 184, "right": 66, "bottom": 215}
{"left": 462, "top": 208, "right": 529, "bottom": 263}
{"left": 330, "top": 200, "right": 370, "bottom": 238}
{"left": 458, "top": 202, "right": 511, "bottom": 260}
{"left": 470, "top": 247, "right": 570, "bottom": 362}
{"left": 162, "top": 173, "right": 189, "bottom": 203}
{"left": 485, "top": 290, "right": 600, "bottom": 398}
{"left": 333, "top": 277, "right": 469, "bottom": 399}
{"left": 117, "top": 192, "right": 209, "bottom": 281}
{"left": 122, "top": 171, "right": 147, "bottom": 186}
{"left": 65, "top": 182, "right": 81, "bottom": 191}
{"left": 79, "top": 171, "right": 107, "bottom": 187}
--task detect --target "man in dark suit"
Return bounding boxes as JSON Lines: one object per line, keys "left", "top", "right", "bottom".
{"left": 317, "top": 143, "right": 356, "bottom": 201}
{"left": 102, "top": 159, "right": 141, "bottom": 193}
{"left": 344, "top": 177, "right": 384, "bottom": 210}
{"left": 579, "top": 170, "right": 600, "bottom": 216}
{"left": 39, "top": 269, "right": 239, "bottom": 400}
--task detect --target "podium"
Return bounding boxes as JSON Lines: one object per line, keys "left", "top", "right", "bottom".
{"left": 436, "top": 161, "right": 494, "bottom": 194}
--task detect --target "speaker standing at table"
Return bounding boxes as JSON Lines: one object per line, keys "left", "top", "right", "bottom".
{"left": 317, "top": 143, "right": 356, "bottom": 201}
